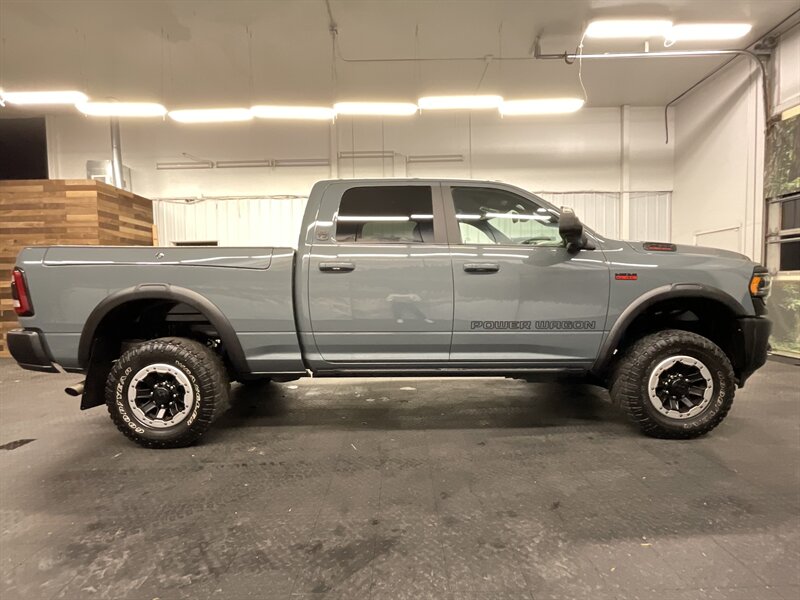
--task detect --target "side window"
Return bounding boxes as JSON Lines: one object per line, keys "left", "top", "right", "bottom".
{"left": 451, "top": 186, "right": 561, "bottom": 246}
{"left": 335, "top": 186, "right": 434, "bottom": 243}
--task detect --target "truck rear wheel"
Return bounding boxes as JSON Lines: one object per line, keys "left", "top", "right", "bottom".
{"left": 105, "top": 337, "right": 229, "bottom": 448}
{"left": 610, "top": 329, "right": 735, "bottom": 439}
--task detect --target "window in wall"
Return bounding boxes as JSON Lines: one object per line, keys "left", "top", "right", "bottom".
{"left": 451, "top": 187, "right": 560, "bottom": 246}
{"left": 0, "top": 117, "right": 48, "bottom": 179}
{"left": 781, "top": 197, "right": 800, "bottom": 231}
{"left": 335, "top": 186, "right": 434, "bottom": 243}
{"left": 780, "top": 237, "right": 800, "bottom": 271}
{"left": 778, "top": 194, "right": 800, "bottom": 271}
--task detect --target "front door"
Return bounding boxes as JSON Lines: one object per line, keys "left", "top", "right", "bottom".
{"left": 307, "top": 182, "right": 454, "bottom": 363}
{"left": 445, "top": 183, "right": 610, "bottom": 365}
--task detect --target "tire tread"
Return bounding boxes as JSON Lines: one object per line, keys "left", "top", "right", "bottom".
{"left": 105, "top": 337, "right": 228, "bottom": 448}
{"left": 610, "top": 329, "right": 735, "bottom": 439}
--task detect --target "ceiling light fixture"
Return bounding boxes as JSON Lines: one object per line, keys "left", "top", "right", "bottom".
{"left": 1, "top": 90, "right": 88, "bottom": 105}
{"left": 333, "top": 102, "right": 418, "bottom": 116}
{"left": 584, "top": 19, "right": 673, "bottom": 39}
{"left": 251, "top": 105, "right": 335, "bottom": 120}
{"left": 76, "top": 102, "right": 167, "bottom": 117}
{"left": 418, "top": 95, "right": 503, "bottom": 110}
{"left": 499, "top": 98, "right": 585, "bottom": 115}
{"left": 168, "top": 108, "right": 253, "bottom": 123}
{"left": 666, "top": 23, "right": 752, "bottom": 42}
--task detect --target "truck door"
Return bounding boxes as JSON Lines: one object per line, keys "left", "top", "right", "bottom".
{"left": 307, "top": 182, "right": 454, "bottom": 364}
{"left": 444, "top": 183, "right": 610, "bottom": 365}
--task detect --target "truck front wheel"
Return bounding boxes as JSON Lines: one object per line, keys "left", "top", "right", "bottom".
{"left": 105, "top": 337, "right": 229, "bottom": 448}
{"left": 610, "top": 330, "right": 736, "bottom": 439}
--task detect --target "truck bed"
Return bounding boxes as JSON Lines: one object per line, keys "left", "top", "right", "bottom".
{"left": 16, "top": 246, "right": 305, "bottom": 373}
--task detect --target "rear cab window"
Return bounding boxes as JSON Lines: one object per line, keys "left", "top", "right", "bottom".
{"left": 335, "top": 186, "right": 434, "bottom": 243}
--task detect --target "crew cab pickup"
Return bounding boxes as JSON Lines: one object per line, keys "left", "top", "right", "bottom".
{"left": 8, "top": 179, "right": 771, "bottom": 448}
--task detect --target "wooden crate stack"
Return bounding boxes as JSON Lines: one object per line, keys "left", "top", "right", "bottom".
{"left": 0, "top": 179, "right": 154, "bottom": 357}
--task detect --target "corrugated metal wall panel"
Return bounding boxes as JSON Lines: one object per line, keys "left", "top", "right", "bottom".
{"left": 153, "top": 191, "right": 670, "bottom": 247}
{"left": 629, "top": 191, "right": 671, "bottom": 242}
{"left": 537, "top": 192, "right": 621, "bottom": 239}
{"left": 153, "top": 197, "right": 308, "bottom": 248}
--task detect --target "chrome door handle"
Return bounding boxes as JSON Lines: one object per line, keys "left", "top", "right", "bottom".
{"left": 463, "top": 263, "right": 500, "bottom": 273}
{"left": 319, "top": 262, "right": 355, "bottom": 273}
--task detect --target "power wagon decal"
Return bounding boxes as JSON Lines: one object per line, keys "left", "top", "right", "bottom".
{"left": 471, "top": 320, "right": 596, "bottom": 330}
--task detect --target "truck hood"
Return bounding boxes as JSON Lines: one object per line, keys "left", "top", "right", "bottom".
{"left": 625, "top": 241, "right": 750, "bottom": 262}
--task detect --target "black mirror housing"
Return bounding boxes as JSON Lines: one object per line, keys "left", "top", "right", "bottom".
{"left": 559, "top": 208, "right": 587, "bottom": 253}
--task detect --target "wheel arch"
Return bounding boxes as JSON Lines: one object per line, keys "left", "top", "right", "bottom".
{"left": 78, "top": 284, "right": 249, "bottom": 375}
{"left": 592, "top": 283, "right": 748, "bottom": 379}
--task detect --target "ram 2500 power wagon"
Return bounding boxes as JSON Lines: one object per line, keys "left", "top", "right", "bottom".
{"left": 8, "top": 179, "right": 771, "bottom": 448}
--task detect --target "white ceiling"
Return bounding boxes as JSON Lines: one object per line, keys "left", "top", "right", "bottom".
{"left": 0, "top": 0, "right": 797, "bottom": 110}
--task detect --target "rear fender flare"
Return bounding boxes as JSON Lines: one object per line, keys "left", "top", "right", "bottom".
{"left": 77, "top": 284, "right": 249, "bottom": 375}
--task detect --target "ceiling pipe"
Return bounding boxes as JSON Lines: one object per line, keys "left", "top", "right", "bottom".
{"left": 532, "top": 38, "right": 769, "bottom": 144}
{"left": 109, "top": 117, "right": 124, "bottom": 189}
{"left": 661, "top": 11, "right": 800, "bottom": 143}
{"left": 661, "top": 50, "right": 768, "bottom": 144}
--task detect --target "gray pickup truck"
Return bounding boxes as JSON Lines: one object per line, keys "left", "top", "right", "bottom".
{"left": 9, "top": 179, "right": 771, "bottom": 448}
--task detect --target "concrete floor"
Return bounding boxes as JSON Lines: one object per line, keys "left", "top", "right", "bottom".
{"left": 0, "top": 358, "right": 798, "bottom": 600}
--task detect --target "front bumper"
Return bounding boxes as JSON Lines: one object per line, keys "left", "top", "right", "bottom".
{"left": 7, "top": 329, "right": 58, "bottom": 373}
{"left": 735, "top": 317, "right": 771, "bottom": 387}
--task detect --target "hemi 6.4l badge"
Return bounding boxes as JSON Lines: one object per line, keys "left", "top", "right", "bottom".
{"left": 615, "top": 273, "right": 638, "bottom": 281}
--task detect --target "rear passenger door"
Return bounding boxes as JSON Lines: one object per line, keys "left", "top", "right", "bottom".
{"left": 307, "top": 182, "right": 454, "bottom": 364}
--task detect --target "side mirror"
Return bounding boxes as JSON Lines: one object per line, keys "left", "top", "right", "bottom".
{"left": 559, "top": 208, "right": 588, "bottom": 253}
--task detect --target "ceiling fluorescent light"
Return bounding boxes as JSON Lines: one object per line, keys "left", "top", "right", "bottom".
{"left": 1, "top": 90, "right": 88, "bottom": 105}
{"left": 500, "top": 98, "right": 585, "bottom": 115}
{"left": 334, "top": 102, "right": 418, "bottom": 116}
{"left": 76, "top": 102, "right": 166, "bottom": 117}
{"left": 251, "top": 105, "right": 334, "bottom": 120}
{"left": 584, "top": 19, "right": 672, "bottom": 39}
{"left": 169, "top": 108, "right": 253, "bottom": 123}
{"left": 418, "top": 95, "right": 503, "bottom": 110}
{"left": 666, "top": 23, "right": 752, "bottom": 42}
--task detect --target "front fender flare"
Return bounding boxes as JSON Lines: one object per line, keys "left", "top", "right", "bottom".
{"left": 591, "top": 283, "right": 747, "bottom": 377}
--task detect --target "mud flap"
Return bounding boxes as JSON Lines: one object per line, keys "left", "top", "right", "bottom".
{"left": 80, "top": 338, "right": 115, "bottom": 410}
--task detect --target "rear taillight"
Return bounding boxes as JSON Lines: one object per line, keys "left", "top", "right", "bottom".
{"left": 11, "top": 268, "right": 34, "bottom": 316}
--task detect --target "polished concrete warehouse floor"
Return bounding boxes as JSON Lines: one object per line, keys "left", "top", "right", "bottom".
{"left": 0, "top": 357, "right": 798, "bottom": 600}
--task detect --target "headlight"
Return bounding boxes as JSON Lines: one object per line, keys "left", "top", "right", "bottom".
{"left": 749, "top": 268, "right": 771, "bottom": 298}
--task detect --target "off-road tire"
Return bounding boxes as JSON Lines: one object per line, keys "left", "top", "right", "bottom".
{"left": 610, "top": 329, "right": 735, "bottom": 439}
{"left": 105, "top": 337, "right": 229, "bottom": 448}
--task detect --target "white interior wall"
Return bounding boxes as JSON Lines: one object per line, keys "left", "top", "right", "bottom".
{"left": 672, "top": 57, "right": 765, "bottom": 261}
{"left": 46, "top": 107, "right": 674, "bottom": 197}
{"left": 672, "top": 26, "right": 800, "bottom": 262}
{"left": 773, "top": 26, "right": 800, "bottom": 115}
{"left": 47, "top": 106, "right": 674, "bottom": 244}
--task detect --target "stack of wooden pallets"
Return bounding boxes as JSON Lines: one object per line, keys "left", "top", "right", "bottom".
{"left": 0, "top": 179, "right": 153, "bottom": 357}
